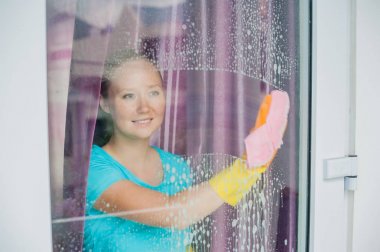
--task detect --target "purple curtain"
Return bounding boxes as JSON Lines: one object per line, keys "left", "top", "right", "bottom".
{"left": 47, "top": 0, "right": 299, "bottom": 251}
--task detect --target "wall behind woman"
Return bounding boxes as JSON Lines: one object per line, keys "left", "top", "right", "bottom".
{"left": 0, "top": 1, "right": 52, "bottom": 251}
{"left": 353, "top": 0, "right": 380, "bottom": 251}
{"left": 310, "top": 0, "right": 380, "bottom": 251}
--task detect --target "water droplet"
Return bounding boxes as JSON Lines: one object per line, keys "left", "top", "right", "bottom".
{"left": 232, "top": 219, "right": 239, "bottom": 227}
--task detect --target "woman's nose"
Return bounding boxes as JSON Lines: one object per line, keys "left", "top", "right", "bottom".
{"left": 136, "top": 97, "right": 150, "bottom": 113}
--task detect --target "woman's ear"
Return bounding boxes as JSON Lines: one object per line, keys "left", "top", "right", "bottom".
{"left": 99, "top": 96, "right": 110, "bottom": 113}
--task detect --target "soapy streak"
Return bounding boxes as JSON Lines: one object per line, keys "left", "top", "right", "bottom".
{"left": 52, "top": 205, "right": 182, "bottom": 224}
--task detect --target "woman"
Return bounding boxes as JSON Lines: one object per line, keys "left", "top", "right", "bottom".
{"left": 84, "top": 50, "right": 289, "bottom": 251}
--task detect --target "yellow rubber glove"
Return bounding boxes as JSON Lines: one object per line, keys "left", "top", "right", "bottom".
{"left": 209, "top": 94, "right": 272, "bottom": 206}
{"left": 209, "top": 158, "right": 262, "bottom": 206}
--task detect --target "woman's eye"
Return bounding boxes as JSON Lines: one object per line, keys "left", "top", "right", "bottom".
{"left": 150, "top": 90, "right": 160, "bottom": 96}
{"left": 122, "top": 94, "right": 135, "bottom": 99}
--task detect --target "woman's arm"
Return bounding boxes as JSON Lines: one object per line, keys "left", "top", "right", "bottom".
{"left": 94, "top": 179, "right": 224, "bottom": 229}
{"left": 94, "top": 157, "right": 261, "bottom": 229}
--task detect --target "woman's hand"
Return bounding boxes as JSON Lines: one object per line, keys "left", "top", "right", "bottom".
{"left": 209, "top": 90, "right": 290, "bottom": 206}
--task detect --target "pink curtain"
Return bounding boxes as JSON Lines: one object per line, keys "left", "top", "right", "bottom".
{"left": 47, "top": 0, "right": 299, "bottom": 251}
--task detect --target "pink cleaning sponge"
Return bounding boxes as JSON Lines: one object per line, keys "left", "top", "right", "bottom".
{"left": 244, "top": 90, "right": 290, "bottom": 168}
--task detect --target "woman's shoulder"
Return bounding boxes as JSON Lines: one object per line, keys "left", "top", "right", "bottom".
{"left": 89, "top": 145, "right": 113, "bottom": 166}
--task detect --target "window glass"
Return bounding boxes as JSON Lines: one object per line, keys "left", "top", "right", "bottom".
{"left": 47, "top": 1, "right": 305, "bottom": 251}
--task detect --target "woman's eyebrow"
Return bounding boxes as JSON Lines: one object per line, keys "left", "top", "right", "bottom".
{"left": 117, "top": 88, "right": 135, "bottom": 93}
{"left": 147, "top": 84, "right": 162, "bottom": 89}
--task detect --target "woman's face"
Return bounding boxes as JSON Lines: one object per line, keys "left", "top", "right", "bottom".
{"left": 101, "top": 59, "right": 166, "bottom": 141}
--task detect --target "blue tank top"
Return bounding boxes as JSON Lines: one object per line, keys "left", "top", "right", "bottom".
{"left": 84, "top": 145, "right": 193, "bottom": 252}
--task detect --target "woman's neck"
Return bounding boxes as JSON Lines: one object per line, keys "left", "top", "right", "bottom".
{"left": 103, "top": 134, "right": 156, "bottom": 170}
{"left": 104, "top": 136, "right": 151, "bottom": 163}
{"left": 102, "top": 135, "right": 163, "bottom": 185}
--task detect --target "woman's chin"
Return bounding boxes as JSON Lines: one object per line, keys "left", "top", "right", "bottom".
{"left": 130, "top": 128, "right": 160, "bottom": 141}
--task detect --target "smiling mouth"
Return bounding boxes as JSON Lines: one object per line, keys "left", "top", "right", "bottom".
{"left": 132, "top": 118, "right": 153, "bottom": 124}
